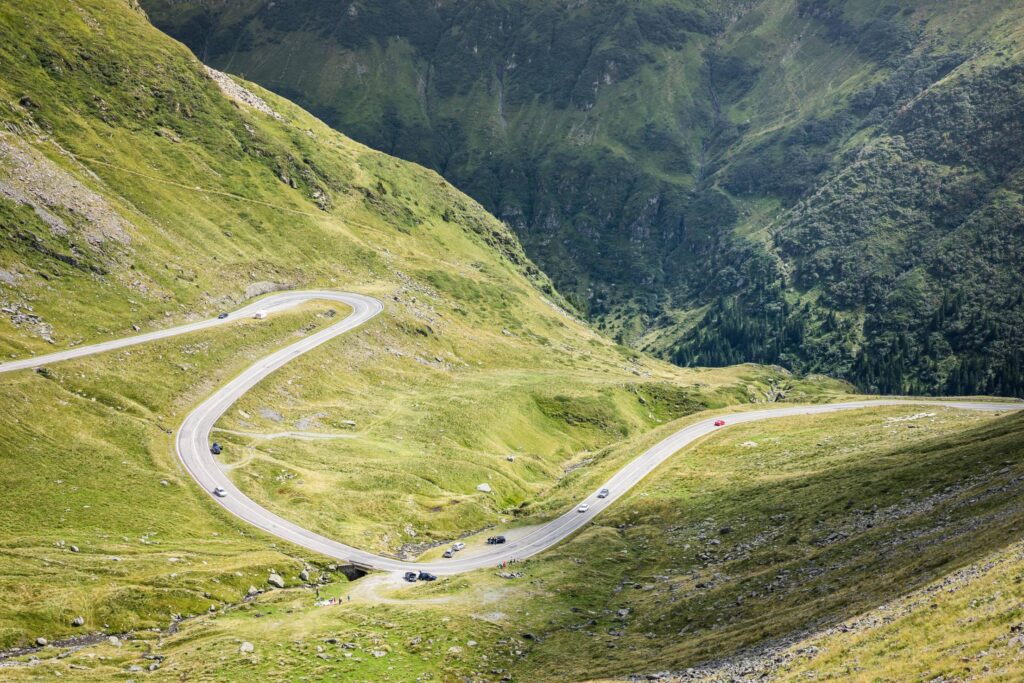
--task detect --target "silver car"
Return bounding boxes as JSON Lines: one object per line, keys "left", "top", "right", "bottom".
{"left": 597, "top": 488, "right": 610, "bottom": 498}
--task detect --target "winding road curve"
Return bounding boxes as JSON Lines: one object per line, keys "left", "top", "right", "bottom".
{"left": 1, "top": 291, "right": 1020, "bottom": 574}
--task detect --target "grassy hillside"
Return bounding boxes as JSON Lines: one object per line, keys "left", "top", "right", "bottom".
{"left": 144, "top": 0, "right": 1024, "bottom": 397}
{"left": 4, "top": 404, "right": 1021, "bottom": 680}
{"left": 0, "top": 0, "right": 850, "bottom": 651}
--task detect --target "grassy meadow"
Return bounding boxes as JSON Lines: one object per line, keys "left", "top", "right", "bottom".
{"left": 3, "top": 404, "right": 1021, "bottom": 680}
{"left": 0, "top": 0, "right": 848, "bottom": 654}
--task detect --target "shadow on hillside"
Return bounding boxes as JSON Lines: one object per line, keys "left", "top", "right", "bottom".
{"left": 520, "top": 410, "right": 1024, "bottom": 680}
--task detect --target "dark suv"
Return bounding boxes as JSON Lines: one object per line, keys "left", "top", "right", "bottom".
{"left": 210, "top": 442, "right": 222, "bottom": 455}
{"left": 417, "top": 571, "right": 437, "bottom": 581}
{"left": 486, "top": 535, "right": 506, "bottom": 545}
{"left": 403, "top": 571, "right": 417, "bottom": 583}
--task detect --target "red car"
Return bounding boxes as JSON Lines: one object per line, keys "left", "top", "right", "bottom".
{"left": 714, "top": 419, "right": 726, "bottom": 427}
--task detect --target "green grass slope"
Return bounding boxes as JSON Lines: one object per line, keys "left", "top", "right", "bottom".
{"left": 5, "top": 404, "right": 1022, "bottom": 681}
{"left": 144, "top": 0, "right": 1024, "bottom": 397}
{"left": 0, "top": 0, "right": 847, "bottom": 651}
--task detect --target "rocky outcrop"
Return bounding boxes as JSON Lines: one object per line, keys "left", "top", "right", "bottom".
{"left": 203, "top": 66, "right": 282, "bottom": 121}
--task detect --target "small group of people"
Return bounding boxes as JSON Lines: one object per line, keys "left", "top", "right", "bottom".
{"left": 314, "top": 591, "right": 352, "bottom": 607}
{"left": 497, "top": 558, "right": 520, "bottom": 569}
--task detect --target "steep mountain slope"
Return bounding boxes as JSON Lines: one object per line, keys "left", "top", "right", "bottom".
{"left": 0, "top": 0, "right": 839, "bottom": 651}
{"left": 144, "top": 0, "right": 1024, "bottom": 397}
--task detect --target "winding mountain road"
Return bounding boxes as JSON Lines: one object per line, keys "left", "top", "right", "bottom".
{"left": 1, "top": 291, "right": 1019, "bottom": 575}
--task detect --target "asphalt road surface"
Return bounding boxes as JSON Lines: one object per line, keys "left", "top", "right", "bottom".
{"left": 2, "top": 291, "right": 1020, "bottom": 574}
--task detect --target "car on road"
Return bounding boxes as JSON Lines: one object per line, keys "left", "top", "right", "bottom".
{"left": 212, "top": 486, "right": 227, "bottom": 498}
{"left": 210, "top": 442, "right": 222, "bottom": 455}
{"left": 577, "top": 503, "right": 590, "bottom": 513}
{"left": 487, "top": 535, "right": 506, "bottom": 545}
{"left": 253, "top": 310, "right": 267, "bottom": 319}
{"left": 217, "top": 312, "right": 228, "bottom": 319}
{"left": 417, "top": 571, "right": 437, "bottom": 581}
{"left": 597, "top": 488, "right": 610, "bottom": 498}
{"left": 452, "top": 542, "right": 465, "bottom": 551}
{"left": 403, "top": 571, "right": 418, "bottom": 583}
{"left": 714, "top": 419, "right": 726, "bottom": 427}
{"left": 442, "top": 549, "right": 454, "bottom": 558}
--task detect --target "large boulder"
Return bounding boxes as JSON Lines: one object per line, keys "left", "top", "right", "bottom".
{"left": 267, "top": 573, "right": 285, "bottom": 589}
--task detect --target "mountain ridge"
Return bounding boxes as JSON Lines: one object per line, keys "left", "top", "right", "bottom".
{"left": 144, "top": 0, "right": 1024, "bottom": 397}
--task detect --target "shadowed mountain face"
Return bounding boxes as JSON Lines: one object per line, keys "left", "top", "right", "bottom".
{"left": 144, "top": 0, "right": 1024, "bottom": 397}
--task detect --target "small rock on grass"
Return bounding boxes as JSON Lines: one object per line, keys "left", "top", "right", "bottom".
{"left": 71, "top": 616, "right": 84, "bottom": 627}
{"left": 239, "top": 641, "right": 254, "bottom": 654}
{"left": 267, "top": 573, "right": 285, "bottom": 589}
{"left": 35, "top": 637, "right": 47, "bottom": 647}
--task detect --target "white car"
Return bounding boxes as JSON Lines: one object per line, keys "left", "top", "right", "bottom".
{"left": 597, "top": 488, "right": 610, "bottom": 498}
{"left": 577, "top": 503, "right": 590, "bottom": 513}
{"left": 253, "top": 310, "right": 267, "bottom": 319}
{"left": 213, "top": 486, "right": 227, "bottom": 498}
{"left": 452, "top": 542, "right": 465, "bottom": 551}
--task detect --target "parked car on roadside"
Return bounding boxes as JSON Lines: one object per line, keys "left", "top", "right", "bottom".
{"left": 487, "top": 536, "right": 506, "bottom": 545}
{"left": 443, "top": 549, "right": 454, "bottom": 558}
{"left": 403, "top": 571, "right": 418, "bottom": 583}
{"left": 452, "top": 542, "right": 465, "bottom": 551}
{"left": 417, "top": 571, "right": 437, "bottom": 581}
{"left": 210, "top": 442, "right": 222, "bottom": 455}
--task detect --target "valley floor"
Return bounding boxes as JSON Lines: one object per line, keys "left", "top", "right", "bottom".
{"left": 2, "top": 404, "right": 1021, "bottom": 681}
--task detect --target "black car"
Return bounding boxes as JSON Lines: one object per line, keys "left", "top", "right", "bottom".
{"left": 486, "top": 535, "right": 507, "bottom": 545}
{"left": 417, "top": 571, "right": 437, "bottom": 581}
{"left": 218, "top": 312, "right": 229, "bottom": 319}
{"left": 210, "top": 442, "right": 222, "bottom": 455}
{"left": 403, "top": 571, "right": 417, "bottom": 583}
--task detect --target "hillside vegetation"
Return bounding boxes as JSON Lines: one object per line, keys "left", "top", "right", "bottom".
{"left": 0, "top": 0, "right": 846, "bottom": 652}
{"left": 145, "top": 0, "right": 1024, "bottom": 397}
{"left": 5, "top": 404, "right": 1022, "bottom": 681}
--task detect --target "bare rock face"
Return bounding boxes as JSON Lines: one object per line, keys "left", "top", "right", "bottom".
{"left": 203, "top": 66, "right": 283, "bottom": 121}
{"left": 0, "top": 133, "right": 133, "bottom": 248}
{"left": 243, "top": 281, "right": 289, "bottom": 300}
